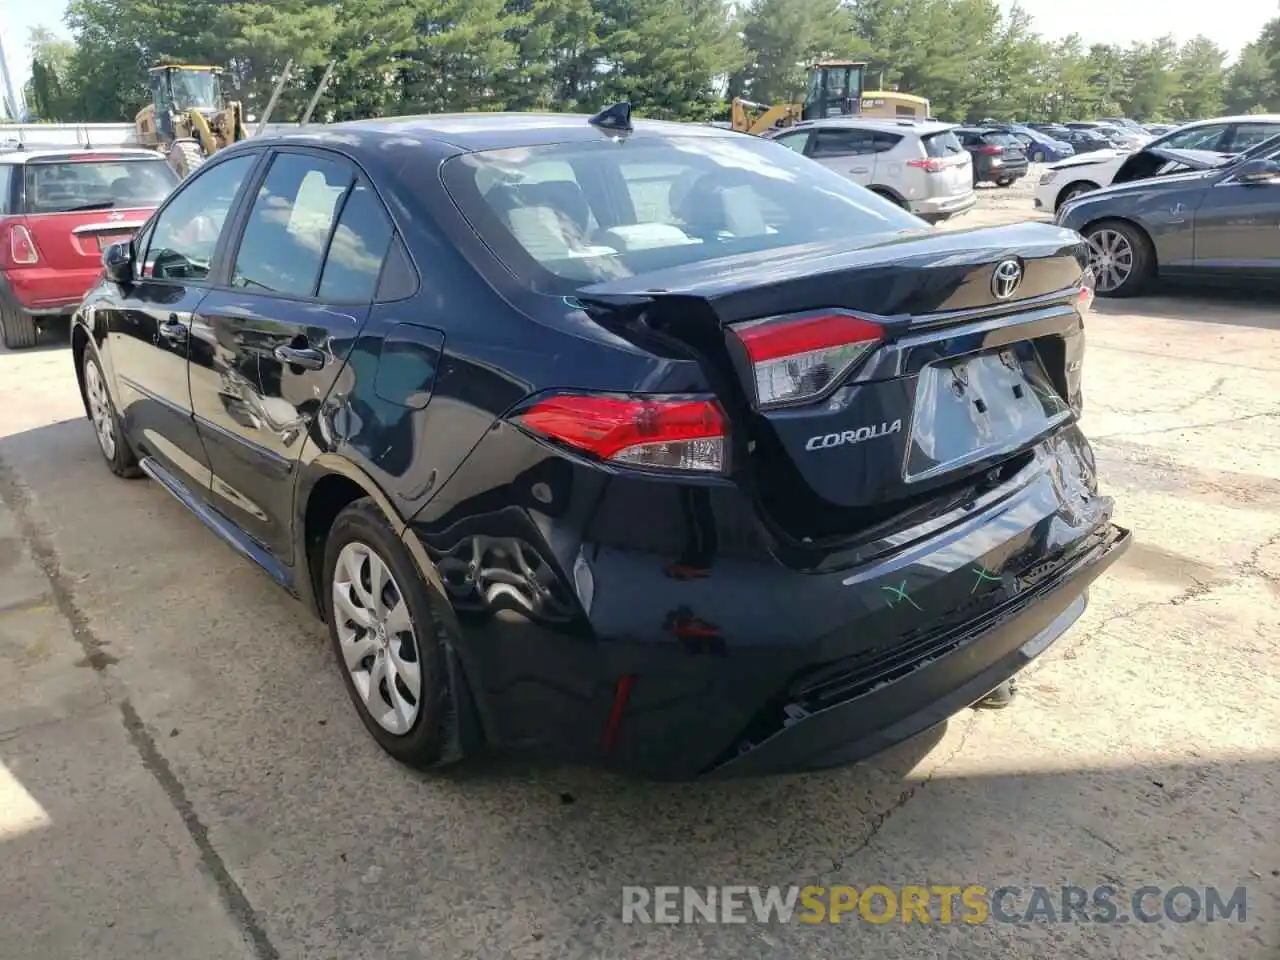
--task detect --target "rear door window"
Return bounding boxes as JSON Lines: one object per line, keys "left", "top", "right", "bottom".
{"left": 0, "top": 166, "right": 12, "bottom": 214}
{"left": 24, "top": 158, "right": 177, "bottom": 214}
{"left": 230, "top": 152, "right": 354, "bottom": 297}
{"left": 1224, "top": 123, "right": 1280, "bottom": 153}
{"left": 871, "top": 132, "right": 903, "bottom": 153}
{"left": 811, "top": 128, "right": 876, "bottom": 158}
{"left": 1158, "top": 124, "right": 1227, "bottom": 151}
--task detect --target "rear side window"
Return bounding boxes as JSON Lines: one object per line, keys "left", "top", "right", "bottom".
{"left": 871, "top": 132, "right": 903, "bottom": 152}
{"left": 316, "top": 180, "right": 394, "bottom": 303}
{"left": 1225, "top": 123, "right": 1280, "bottom": 152}
{"left": 1159, "top": 125, "right": 1225, "bottom": 151}
{"left": 231, "top": 153, "right": 354, "bottom": 297}
{"left": 811, "top": 128, "right": 875, "bottom": 157}
{"left": 922, "top": 131, "right": 963, "bottom": 158}
{"left": 24, "top": 158, "right": 177, "bottom": 214}
{"left": 440, "top": 135, "right": 922, "bottom": 292}
{"left": 0, "top": 166, "right": 12, "bottom": 214}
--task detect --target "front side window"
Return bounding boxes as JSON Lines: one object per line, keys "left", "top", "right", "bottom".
{"left": 231, "top": 153, "right": 354, "bottom": 297}
{"left": 441, "top": 134, "right": 923, "bottom": 292}
{"left": 143, "top": 154, "right": 256, "bottom": 281}
{"left": 771, "top": 131, "right": 812, "bottom": 154}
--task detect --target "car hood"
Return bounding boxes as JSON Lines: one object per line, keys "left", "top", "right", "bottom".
{"left": 1048, "top": 149, "right": 1127, "bottom": 170}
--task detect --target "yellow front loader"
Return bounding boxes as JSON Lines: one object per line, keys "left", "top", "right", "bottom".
{"left": 731, "top": 60, "right": 868, "bottom": 136}
{"left": 135, "top": 61, "right": 336, "bottom": 177}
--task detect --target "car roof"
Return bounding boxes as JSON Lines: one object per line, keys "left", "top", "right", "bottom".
{"left": 790, "top": 117, "right": 955, "bottom": 135}
{"left": 252, "top": 112, "right": 737, "bottom": 156}
{"left": 1161, "top": 114, "right": 1280, "bottom": 130}
{"left": 0, "top": 147, "right": 165, "bottom": 165}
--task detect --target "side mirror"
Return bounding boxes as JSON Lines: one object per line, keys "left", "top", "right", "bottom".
{"left": 1232, "top": 158, "right": 1280, "bottom": 184}
{"left": 102, "top": 241, "right": 134, "bottom": 284}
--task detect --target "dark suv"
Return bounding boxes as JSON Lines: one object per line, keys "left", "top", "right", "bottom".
{"left": 71, "top": 109, "right": 1128, "bottom": 778}
{"left": 954, "top": 127, "right": 1029, "bottom": 186}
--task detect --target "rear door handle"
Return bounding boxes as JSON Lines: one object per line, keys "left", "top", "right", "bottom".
{"left": 273, "top": 344, "right": 326, "bottom": 371}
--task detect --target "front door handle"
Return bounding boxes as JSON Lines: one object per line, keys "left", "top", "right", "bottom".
{"left": 157, "top": 317, "right": 187, "bottom": 342}
{"left": 273, "top": 344, "right": 326, "bottom": 371}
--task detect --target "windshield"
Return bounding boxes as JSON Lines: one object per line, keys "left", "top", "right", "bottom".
{"left": 24, "top": 158, "right": 178, "bottom": 214}
{"left": 171, "top": 70, "right": 222, "bottom": 110}
{"left": 440, "top": 135, "right": 924, "bottom": 291}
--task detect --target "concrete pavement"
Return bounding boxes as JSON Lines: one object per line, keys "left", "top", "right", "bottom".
{"left": 0, "top": 187, "right": 1277, "bottom": 957}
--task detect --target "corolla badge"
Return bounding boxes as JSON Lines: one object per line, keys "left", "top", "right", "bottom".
{"left": 991, "top": 258, "right": 1023, "bottom": 300}
{"left": 805, "top": 419, "right": 903, "bottom": 451}
{"left": 107, "top": 211, "right": 125, "bottom": 222}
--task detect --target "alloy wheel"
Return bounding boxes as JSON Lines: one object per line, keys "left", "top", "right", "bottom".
{"left": 84, "top": 358, "right": 117, "bottom": 460}
{"left": 332, "top": 541, "right": 421, "bottom": 735}
{"left": 1086, "top": 228, "right": 1134, "bottom": 294}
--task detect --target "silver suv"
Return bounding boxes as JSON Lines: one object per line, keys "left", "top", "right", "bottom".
{"left": 769, "top": 118, "right": 975, "bottom": 222}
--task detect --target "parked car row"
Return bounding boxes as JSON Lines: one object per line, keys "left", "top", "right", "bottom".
{"left": 1034, "top": 114, "right": 1280, "bottom": 214}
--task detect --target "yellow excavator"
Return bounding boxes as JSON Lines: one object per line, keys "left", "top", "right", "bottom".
{"left": 731, "top": 60, "right": 869, "bottom": 136}
{"left": 135, "top": 61, "right": 335, "bottom": 177}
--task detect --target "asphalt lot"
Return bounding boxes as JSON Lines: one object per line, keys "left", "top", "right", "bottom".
{"left": 1, "top": 175, "right": 1277, "bottom": 959}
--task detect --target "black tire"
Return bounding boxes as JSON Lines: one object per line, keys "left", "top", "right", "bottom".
{"left": 997, "top": 179, "right": 1014, "bottom": 188}
{"left": 1083, "top": 219, "right": 1154, "bottom": 298}
{"left": 323, "top": 498, "right": 456, "bottom": 768}
{"left": 0, "top": 293, "right": 37, "bottom": 349}
{"left": 81, "top": 347, "right": 143, "bottom": 478}
{"left": 1056, "top": 180, "right": 1099, "bottom": 211}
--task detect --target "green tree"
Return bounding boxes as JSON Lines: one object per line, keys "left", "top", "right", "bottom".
{"left": 501, "top": 0, "right": 600, "bottom": 111}
{"left": 1173, "top": 36, "right": 1226, "bottom": 121}
{"left": 1119, "top": 36, "right": 1179, "bottom": 119}
{"left": 1225, "top": 36, "right": 1279, "bottom": 114}
{"left": 593, "top": 0, "right": 744, "bottom": 119}
{"left": 738, "top": 0, "right": 859, "bottom": 105}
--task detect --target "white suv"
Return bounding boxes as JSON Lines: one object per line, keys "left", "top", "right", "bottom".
{"left": 769, "top": 118, "right": 975, "bottom": 222}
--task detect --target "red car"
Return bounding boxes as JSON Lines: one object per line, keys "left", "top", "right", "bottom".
{"left": 0, "top": 148, "right": 178, "bottom": 348}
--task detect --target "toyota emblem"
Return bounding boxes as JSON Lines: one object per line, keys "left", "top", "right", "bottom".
{"left": 991, "top": 258, "right": 1023, "bottom": 300}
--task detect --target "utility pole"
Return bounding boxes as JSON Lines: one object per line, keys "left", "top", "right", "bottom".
{"left": 0, "top": 21, "right": 22, "bottom": 120}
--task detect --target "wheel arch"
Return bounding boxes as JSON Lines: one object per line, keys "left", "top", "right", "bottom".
{"left": 1055, "top": 179, "right": 1100, "bottom": 212}
{"left": 293, "top": 454, "right": 452, "bottom": 625}
{"left": 294, "top": 453, "right": 488, "bottom": 758}
{"left": 868, "top": 184, "right": 907, "bottom": 207}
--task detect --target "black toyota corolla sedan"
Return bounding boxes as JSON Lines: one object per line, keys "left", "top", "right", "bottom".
{"left": 70, "top": 106, "right": 1129, "bottom": 779}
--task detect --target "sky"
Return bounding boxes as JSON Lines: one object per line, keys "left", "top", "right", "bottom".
{"left": 0, "top": 0, "right": 1277, "bottom": 110}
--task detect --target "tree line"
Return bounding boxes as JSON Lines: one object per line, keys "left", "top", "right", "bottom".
{"left": 19, "top": 0, "right": 1280, "bottom": 127}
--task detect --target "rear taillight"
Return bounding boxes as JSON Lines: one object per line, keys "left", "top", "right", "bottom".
{"left": 514, "top": 393, "right": 727, "bottom": 473}
{"left": 907, "top": 157, "right": 943, "bottom": 173}
{"left": 974, "top": 145, "right": 1004, "bottom": 155}
{"left": 1077, "top": 273, "right": 1095, "bottom": 313}
{"left": 731, "top": 311, "right": 883, "bottom": 409}
{"left": 9, "top": 224, "right": 39, "bottom": 265}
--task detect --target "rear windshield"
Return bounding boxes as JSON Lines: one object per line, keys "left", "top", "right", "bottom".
{"left": 922, "top": 130, "right": 964, "bottom": 157}
{"left": 440, "top": 135, "right": 923, "bottom": 291}
{"left": 24, "top": 158, "right": 178, "bottom": 214}
{"left": 981, "top": 132, "right": 1022, "bottom": 148}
